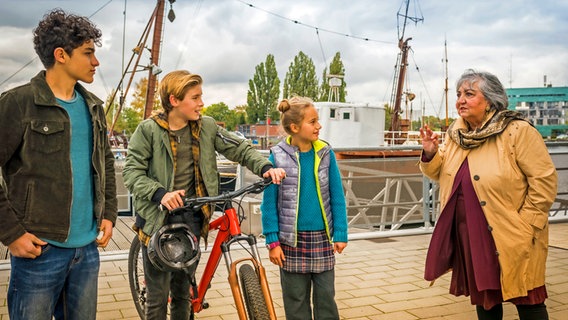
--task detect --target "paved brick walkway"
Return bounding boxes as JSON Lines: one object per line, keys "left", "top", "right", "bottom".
{"left": 1, "top": 222, "right": 567, "bottom": 319}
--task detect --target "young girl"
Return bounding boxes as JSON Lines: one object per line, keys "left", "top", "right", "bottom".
{"left": 261, "top": 96, "right": 348, "bottom": 320}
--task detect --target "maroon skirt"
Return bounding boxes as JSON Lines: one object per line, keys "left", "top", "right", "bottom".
{"left": 425, "top": 159, "right": 547, "bottom": 310}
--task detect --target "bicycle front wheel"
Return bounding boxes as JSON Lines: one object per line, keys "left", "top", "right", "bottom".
{"left": 239, "top": 264, "right": 270, "bottom": 320}
{"left": 128, "top": 235, "right": 146, "bottom": 319}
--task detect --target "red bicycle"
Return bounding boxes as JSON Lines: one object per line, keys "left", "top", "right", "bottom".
{"left": 128, "top": 178, "right": 277, "bottom": 319}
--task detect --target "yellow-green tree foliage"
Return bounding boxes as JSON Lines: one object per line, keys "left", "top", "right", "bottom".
{"left": 319, "top": 52, "right": 347, "bottom": 102}
{"left": 203, "top": 102, "right": 241, "bottom": 131}
{"left": 108, "top": 77, "right": 161, "bottom": 136}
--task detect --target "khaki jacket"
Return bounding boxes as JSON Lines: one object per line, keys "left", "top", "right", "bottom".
{"left": 123, "top": 116, "right": 271, "bottom": 236}
{"left": 420, "top": 117, "right": 557, "bottom": 300}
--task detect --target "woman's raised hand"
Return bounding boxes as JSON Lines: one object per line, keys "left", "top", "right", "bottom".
{"left": 419, "top": 124, "right": 439, "bottom": 159}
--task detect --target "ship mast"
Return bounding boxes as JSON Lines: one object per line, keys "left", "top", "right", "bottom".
{"left": 106, "top": 0, "right": 175, "bottom": 133}
{"left": 389, "top": 0, "right": 423, "bottom": 133}
{"left": 390, "top": 38, "right": 411, "bottom": 132}
{"left": 144, "top": 0, "right": 166, "bottom": 119}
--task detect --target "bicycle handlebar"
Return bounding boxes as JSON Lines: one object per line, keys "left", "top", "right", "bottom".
{"left": 169, "top": 177, "right": 273, "bottom": 215}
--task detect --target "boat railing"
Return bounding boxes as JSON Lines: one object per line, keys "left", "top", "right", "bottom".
{"left": 340, "top": 150, "right": 568, "bottom": 234}
{"left": 112, "top": 148, "right": 568, "bottom": 235}
{"left": 383, "top": 130, "right": 446, "bottom": 146}
{"left": 337, "top": 157, "right": 438, "bottom": 233}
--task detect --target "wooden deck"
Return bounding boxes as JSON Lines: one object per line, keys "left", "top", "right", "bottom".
{"left": 0, "top": 216, "right": 137, "bottom": 262}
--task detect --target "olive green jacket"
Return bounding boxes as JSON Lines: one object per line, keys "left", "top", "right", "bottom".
{"left": 0, "top": 71, "right": 118, "bottom": 246}
{"left": 123, "top": 116, "right": 271, "bottom": 236}
{"left": 420, "top": 117, "right": 557, "bottom": 300}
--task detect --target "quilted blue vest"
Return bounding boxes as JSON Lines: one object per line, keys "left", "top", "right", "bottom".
{"left": 271, "top": 138, "right": 333, "bottom": 246}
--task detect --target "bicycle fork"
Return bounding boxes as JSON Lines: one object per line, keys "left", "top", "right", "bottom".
{"left": 223, "top": 235, "right": 277, "bottom": 320}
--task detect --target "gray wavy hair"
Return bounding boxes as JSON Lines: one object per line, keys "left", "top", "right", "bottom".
{"left": 456, "top": 69, "right": 509, "bottom": 111}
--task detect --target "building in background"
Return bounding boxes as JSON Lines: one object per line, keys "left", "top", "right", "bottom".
{"left": 507, "top": 85, "right": 568, "bottom": 138}
{"left": 236, "top": 122, "right": 282, "bottom": 149}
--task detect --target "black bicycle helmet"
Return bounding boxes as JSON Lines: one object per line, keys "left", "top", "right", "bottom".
{"left": 147, "top": 223, "right": 201, "bottom": 272}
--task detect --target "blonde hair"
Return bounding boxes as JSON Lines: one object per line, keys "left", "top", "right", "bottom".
{"left": 159, "top": 70, "right": 203, "bottom": 113}
{"left": 278, "top": 96, "right": 314, "bottom": 135}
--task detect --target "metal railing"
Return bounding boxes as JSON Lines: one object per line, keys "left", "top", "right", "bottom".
{"left": 337, "top": 156, "right": 437, "bottom": 233}
{"left": 112, "top": 148, "right": 568, "bottom": 230}
{"left": 338, "top": 149, "right": 568, "bottom": 235}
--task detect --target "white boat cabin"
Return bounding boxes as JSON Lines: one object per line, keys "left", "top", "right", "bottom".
{"left": 314, "top": 102, "right": 386, "bottom": 148}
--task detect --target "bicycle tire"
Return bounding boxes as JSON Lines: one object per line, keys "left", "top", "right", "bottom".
{"left": 128, "top": 235, "right": 146, "bottom": 319}
{"left": 239, "top": 264, "right": 270, "bottom": 320}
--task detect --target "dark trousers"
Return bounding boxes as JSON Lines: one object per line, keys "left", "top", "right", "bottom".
{"left": 141, "top": 213, "right": 202, "bottom": 320}
{"left": 476, "top": 303, "right": 548, "bottom": 320}
{"left": 280, "top": 269, "right": 339, "bottom": 320}
{"left": 142, "top": 244, "right": 195, "bottom": 320}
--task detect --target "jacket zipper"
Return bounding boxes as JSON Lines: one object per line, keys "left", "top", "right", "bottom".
{"left": 217, "top": 132, "right": 240, "bottom": 146}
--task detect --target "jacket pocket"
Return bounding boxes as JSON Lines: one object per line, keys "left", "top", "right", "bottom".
{"left": 29, "top": 120, "right": 65, "bottom": 153}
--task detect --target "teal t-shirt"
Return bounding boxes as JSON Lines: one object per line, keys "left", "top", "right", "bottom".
{"left": 46, "top": 90, "right": 97, "bottom": 247}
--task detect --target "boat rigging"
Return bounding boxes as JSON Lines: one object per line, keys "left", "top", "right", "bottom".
{"left": 105, "top": 0, "right": 176, "bottom": 136}
{"left": 389, "top": 0, "right": 423, "bottom": 135}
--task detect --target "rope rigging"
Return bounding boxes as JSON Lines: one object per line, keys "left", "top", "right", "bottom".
{"left": 237, "top": 0, "right": 394, "bottom": 45}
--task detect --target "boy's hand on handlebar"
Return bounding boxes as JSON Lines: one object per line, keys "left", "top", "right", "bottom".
{"left": 263, "top": 168, "right": 286, "bottom": 185}
{"left": 160, "top": 190, "right": 186, "bottom": 211}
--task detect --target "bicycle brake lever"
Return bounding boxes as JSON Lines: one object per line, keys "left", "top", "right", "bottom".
{"left": 182, "top": 198, "right": 209, "bottom": 213}
{"left": 249, "top": 178, "right": 273, "bottom": 194}
{"left": 263, "top": 176, "right": 274, "bottom": 185}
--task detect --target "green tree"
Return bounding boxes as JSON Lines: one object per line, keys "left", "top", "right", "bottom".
{"left": 233, "top": 104, "right": 248, "bottom": 126}
{"left": 121, "top": 107, "right": 145, "bottom": 137}
{"left": 105, "top": 88, "right": 143, "bottom": 137}
{"left": 282, "top": 51, "right": 319, "bottom": 100}
{"left": 203, "top": 102, "right": 231, "bottom": 122}
{"left": 106, "top": 77, "right": 160, "bottom": 136}
{"left": 202, "top": 102, "right": 240, "bottom": 130}
{"left": 105, "top": 90, "right": 122, "bottom": 133}
{"left": 247, "top": 54, "right": 280, "bottom": 124}
{"left": 132, "top": 77, "right": 160, "bottom": 116}
{"left": 419, "top": 115, "right": 454, "bottom": 131}
{"left": 384, "top": 103, "right": 393, "bottom": 131}
{"left": 121, "top": 77, "right": 155, "bottom": 135}
{"left": 319, "top": 52, "right": 347, "bottom": 102}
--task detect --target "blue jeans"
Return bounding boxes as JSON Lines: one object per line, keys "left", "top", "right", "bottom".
{"left": 8, "top": 241, "right": 100, "bottom": 320}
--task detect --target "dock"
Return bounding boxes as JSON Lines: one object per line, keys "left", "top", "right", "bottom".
{"left": 1, "top": 150, "right": 567, "bottom": 318}
{"left": 0, "top": 219, "right": 567, "bottom": 319}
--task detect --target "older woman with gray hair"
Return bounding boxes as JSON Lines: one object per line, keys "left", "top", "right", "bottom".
{"left": 419, "top": 69, "right": 557, "bottom": 319}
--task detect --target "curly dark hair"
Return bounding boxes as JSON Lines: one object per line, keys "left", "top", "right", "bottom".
{"left": 33, "top": 8, "right": 102, "bottom": 68}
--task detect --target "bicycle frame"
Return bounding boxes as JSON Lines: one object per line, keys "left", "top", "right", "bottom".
{"left": 193, "top": 203, "right": 277, "bottom": 319}
{"left": 128, "top": 178, "right": 277, "bottom": 319}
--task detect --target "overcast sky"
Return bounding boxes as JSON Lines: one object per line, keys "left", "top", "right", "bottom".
{"left": 1, "top": 0, "right": 567, "bottom": 119}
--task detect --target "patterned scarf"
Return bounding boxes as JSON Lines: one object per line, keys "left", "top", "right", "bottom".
{"left": 447, "top": 109, "right": 528, "bottom": 149}
{"left": 152, "top": 113, "right": 212, "bottom": 242}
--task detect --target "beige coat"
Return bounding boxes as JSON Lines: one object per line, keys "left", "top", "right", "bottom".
{"left": 420, "top": 117, "right": 557, "bottom": 300}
